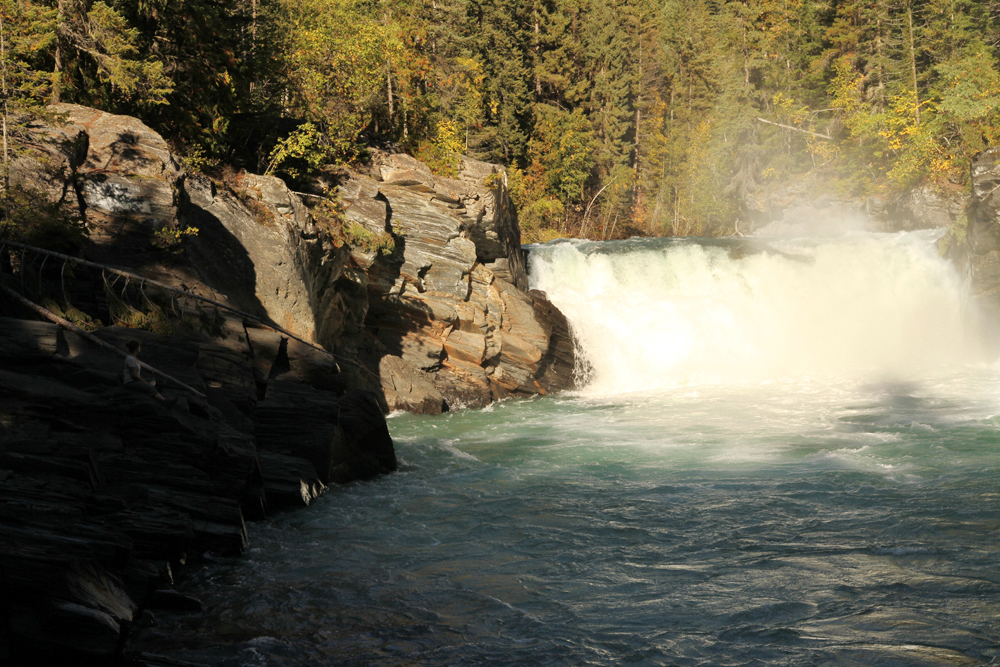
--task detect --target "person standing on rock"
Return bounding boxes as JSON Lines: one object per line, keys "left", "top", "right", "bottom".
{"left": 123, "top": 340, "right": 175, "bottom": 406}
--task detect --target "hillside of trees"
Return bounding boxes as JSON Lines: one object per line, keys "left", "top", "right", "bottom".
{"left": 3, "top": 0, "right": 1000, "bottom": 241}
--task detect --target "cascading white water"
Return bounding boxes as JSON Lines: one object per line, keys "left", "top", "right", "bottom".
{"left": 529, "top": 231, "right": 987, "bottom": 394}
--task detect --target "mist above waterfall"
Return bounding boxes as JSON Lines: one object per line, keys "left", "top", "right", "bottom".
{"left": 528, "top": 231, "right": 986, "bottom": 395}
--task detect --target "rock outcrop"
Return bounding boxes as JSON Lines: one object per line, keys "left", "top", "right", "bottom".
{"left": 0, "top": 104, "right": 578, "bottom": 662}
{"left": 9, "top": 105, "right": 576, "bottom": 415}
{"left": 340, "top": 152, "right": 575, "bottom": 413}
{"left": 958, "top": 147, "right": 1000, "bottom": 300}
{"left": 0, "top": 317, "right": 395, "bottom": 664}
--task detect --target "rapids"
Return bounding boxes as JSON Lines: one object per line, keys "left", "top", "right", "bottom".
{"left": 134, "top": 230, "right": 1000, "bottom": 666}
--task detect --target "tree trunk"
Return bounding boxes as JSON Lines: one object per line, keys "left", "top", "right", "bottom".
{"left": 53, "top": 0, "right": 66, "bottom": 104}
{"left": 906, "top": 2, "right": 920, "bottom": 126}
{"left": 1, "top": 12, "right": 8, "bottom": 191}
{"left": 633, "top": 35, "right": 642, "bottom": 173}
{"left": 387, "top": 62, "right": 394, "bottom": 122}
{"left": 534, "top": 13, "right": 541, "bottom": 97}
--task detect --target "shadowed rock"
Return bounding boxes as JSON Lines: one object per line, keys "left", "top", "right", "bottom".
{"left": 0, "top": 317, "right": 396, "bottom": 663}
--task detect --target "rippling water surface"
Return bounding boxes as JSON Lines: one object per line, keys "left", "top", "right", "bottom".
{"left": 135, "top": 233, "right": 1000, "bottom": 666}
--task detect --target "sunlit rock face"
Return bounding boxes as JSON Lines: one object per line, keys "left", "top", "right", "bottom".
{"left": 339, "top": 152, "right": 575, "bottom": 414}
{"left": 56, "top": 103, "right": 184, "bottom": 232}
{"left": 13, "top": 106, "right": 575, "bottom": 415}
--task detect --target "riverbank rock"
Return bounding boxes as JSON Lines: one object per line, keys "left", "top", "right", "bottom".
{"left": 340, "top": 153, "right": 576, "bottom": 413}
{"left": 0, "top": 316, "right": 396, "bottom": 664}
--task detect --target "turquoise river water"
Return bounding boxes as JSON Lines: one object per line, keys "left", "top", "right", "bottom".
{"left": 137, "top": 231, "right": 1000, "bottom": 666}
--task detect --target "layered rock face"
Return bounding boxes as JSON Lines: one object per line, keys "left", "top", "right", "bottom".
{"left": 340, "top": 153, "right": 575, "bottom": 413}
{"left": 9, "top": 105, "right": 576, "bottom": 415}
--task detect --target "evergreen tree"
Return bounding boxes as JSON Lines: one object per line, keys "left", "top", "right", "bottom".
{"left": 464, "top": 0, "right": 533, "bottom": 163}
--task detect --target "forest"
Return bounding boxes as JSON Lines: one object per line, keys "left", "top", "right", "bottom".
{"left": 3, "top": 0, "right": 1000, "bottom": 241}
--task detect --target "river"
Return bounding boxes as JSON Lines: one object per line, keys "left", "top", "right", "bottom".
{"left": 135, "top": 230, "right": 1000, "bottom": 666}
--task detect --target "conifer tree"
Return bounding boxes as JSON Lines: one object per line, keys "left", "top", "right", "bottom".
{"left": 51, "top": 0, "right": 172, "bottom": 108}
{"left": 464, "top": 0, "right": 533, "bottom": 163}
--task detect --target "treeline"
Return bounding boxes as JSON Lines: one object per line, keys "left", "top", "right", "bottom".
{"left": 4, "top": 0, "right": 1000, "bottom": 240}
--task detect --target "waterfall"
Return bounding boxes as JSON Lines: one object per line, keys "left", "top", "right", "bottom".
{"left": 528, "top": 231, "right": 985, "bottom": 394}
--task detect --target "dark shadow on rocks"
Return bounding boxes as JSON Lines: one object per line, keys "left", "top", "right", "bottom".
{"left": 181, "top": 190, "right": 268, "bottom": 319}
{"left": 104, "top": 131, "right": 148, "bottom": 170}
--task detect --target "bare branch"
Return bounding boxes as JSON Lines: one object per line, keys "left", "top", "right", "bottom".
{"left": 755, "top": 117, "right": 833, "bottom": 140}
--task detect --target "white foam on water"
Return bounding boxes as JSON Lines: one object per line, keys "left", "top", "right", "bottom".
{"left": 529, "top": 231, "right": 987, "bottom": 396}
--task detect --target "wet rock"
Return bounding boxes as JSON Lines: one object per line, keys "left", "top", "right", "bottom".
{"left": 255, "top": 380, "right": 396, "bottom": 488}
{"left": 255, "top": 451, "right": 326, "bottom": 509}
{"left": 147, "top": 590, "right": 203, "bottom": 612}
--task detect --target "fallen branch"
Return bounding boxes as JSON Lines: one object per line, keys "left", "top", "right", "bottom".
{"left": 0, "top": 283, "right": 206, "bottom": 398}
{"left": 755, "top": 117, "right": 833, "bottom": 140}
{"left": 581, "top": 177, "right": 620, "bottom": 239}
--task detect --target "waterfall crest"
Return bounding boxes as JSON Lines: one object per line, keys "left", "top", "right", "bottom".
{"left": 528, "top": 232, "right": 985, "bottom": 394}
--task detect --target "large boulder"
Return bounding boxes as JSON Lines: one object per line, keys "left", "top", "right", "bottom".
{"left": 53, "top": 104, "right": 183, "bottom": 235}
{"left": 183, "top": 172, "right": 371, "bottom": 372}
{"left": 8, "top": 111, "right": 88, "bottom": 217}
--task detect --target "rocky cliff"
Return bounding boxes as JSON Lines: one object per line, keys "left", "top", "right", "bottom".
{"left": 0, "top": 105, "right": 577, "bottom": 662}
{"left": 958, "top": 147, "right": 1000, "bottom": 302}
{"left": 8, "top": 105, "right": 576, "bottom": 414}
{"left": 338, "top": 153, "right": 575, "bottom": 413}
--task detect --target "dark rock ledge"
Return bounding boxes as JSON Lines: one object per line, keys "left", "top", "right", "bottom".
{"left": 0, "top": 317, "right": 395, "bottom": 665}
